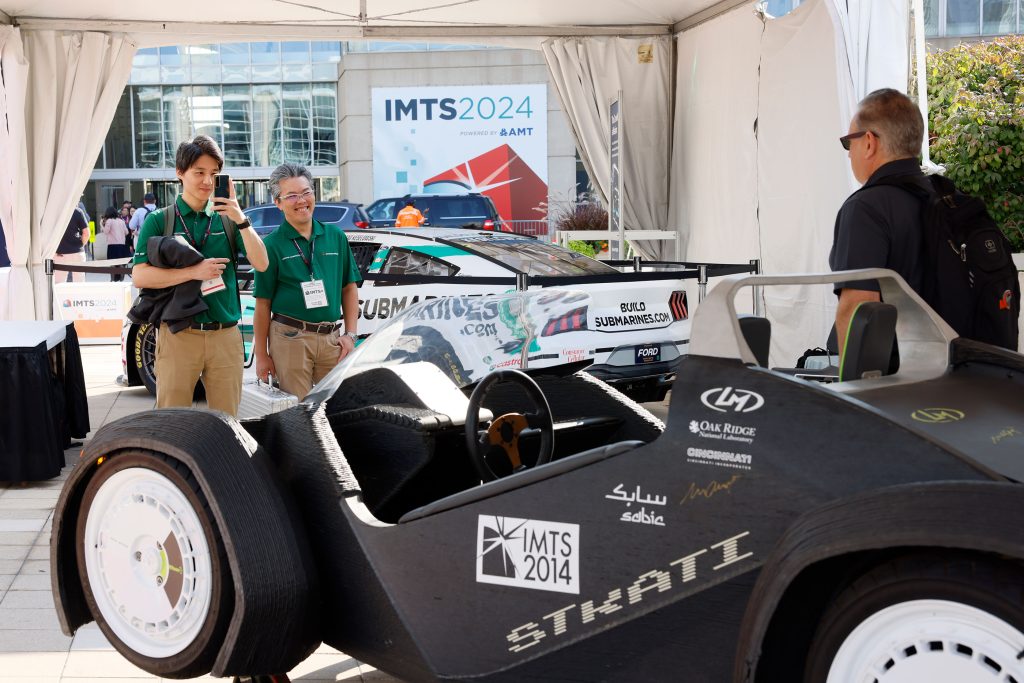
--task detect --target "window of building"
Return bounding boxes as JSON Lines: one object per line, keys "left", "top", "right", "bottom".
{"left": 223, "top": 85, "right": 253, "bottom": 167}
{"left": 283, "top": 83, "right": 312, "bottom": 165}
{"left": 252, "top": 84, "right": 283, "bottom": 167}
{"left": 103, "top": 90, "right": 133, "bottom": 169}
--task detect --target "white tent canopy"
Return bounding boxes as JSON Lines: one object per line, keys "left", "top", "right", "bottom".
{"left": 0, "top": 0, "right": 915, "bottom": 365}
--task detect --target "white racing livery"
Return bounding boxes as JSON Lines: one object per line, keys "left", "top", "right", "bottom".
{"left": 121, "top": 228, "right": 692, "bottom": 401}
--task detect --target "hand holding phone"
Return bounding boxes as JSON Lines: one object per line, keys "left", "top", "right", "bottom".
{"left": 214, "top": 174, "right": 231, "bottom": 199}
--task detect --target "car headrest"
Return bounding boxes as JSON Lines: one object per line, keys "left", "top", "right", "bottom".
{"left": 840, "top": 302, "right": 898, "bottom": 381}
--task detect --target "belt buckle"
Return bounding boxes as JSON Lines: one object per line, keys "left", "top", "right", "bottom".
{"left": 318, "top": 322, "right": 334, "bottom": 334}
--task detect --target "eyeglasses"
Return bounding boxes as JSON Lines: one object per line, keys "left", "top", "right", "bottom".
{"left": 839, "top": 130, "right": 879, "bottom": 151}
{"left": 278, "top": 189, "right": 315, "bottom": 203}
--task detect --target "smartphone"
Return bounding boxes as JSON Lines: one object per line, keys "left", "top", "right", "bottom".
{"left": 214, "top": 174, "right": 231, "bottom": 199}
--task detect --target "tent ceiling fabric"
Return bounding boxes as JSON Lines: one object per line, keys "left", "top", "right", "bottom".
{"left": 0, "top": 0, "right": 738, "bottom": 37}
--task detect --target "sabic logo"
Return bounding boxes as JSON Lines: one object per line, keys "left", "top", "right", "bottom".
{"left": 911, "top": 408, "right": 965, "bottom": 424}
{"left": 700, "top": 387, "right": 765, "bottom": 414}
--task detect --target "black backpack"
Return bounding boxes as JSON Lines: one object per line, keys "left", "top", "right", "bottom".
{"left": 872, "top": 173, "right": 1019, "bottom": 350}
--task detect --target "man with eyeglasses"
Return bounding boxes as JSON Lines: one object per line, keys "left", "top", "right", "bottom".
{"left": 252, "top": 164, "right": 362, "bottom": 399}
{"left": 132, "top": 134, "right": 269, "bottom": 415}
{"left": 829, "top": 88, "right": 927, "bottom": 355}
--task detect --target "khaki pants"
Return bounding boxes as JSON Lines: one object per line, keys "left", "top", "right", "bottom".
{"left": 268, "top": 320, "right": 341, "bottom": 400}
{"left": 155, "top": 324, "right": 243, "bottom": 416}
{"left": 53, "top": 251, "right": 86, "bottom": 283}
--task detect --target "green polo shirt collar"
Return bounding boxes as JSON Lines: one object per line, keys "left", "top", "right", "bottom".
{"left": 277, "top": 219, "right": 324, "bottom": 242}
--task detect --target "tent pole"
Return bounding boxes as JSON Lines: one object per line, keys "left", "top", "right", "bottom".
{"left": 912, "top": 0, "right": 931, "bottom": 165}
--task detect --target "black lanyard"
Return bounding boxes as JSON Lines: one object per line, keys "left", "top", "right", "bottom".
{"left": 174, "top": 203, "right": 214, "bottom": 251}
{"left": 291, "top": 235, "right": 317, "bottom": 279}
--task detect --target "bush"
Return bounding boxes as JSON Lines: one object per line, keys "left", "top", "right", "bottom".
{"left": 927, "top": 36, "right": 1024, "bottom": 250}
{"left": 538, "top": 192, "right": 610, "bottom": 256}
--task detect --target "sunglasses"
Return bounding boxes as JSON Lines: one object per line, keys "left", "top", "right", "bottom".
{"left": 839, "top": 130, "right": 879, "bottom": 151}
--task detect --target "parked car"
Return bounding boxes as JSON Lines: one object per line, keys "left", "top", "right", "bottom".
{"left": 242, "top": 201, "right": 370, "bottom": 236}
{"left": 366, "top": 193, "right": 506, "bottom": 230}
{"left": 56, "top": 269, "right": 1024, "bottom": 682}
{"left": 118, "top": 228, "right": 691, "bottom": 402}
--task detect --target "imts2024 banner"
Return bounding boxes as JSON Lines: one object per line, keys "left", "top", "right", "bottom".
{"left": 371, "top": 84, "right": 548, "bottom": 222}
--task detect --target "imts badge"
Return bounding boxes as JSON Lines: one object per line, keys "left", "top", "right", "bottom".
{"left": 505, "top": 531, "right": 753, "bottom": 653}
{"left": 477, "top": 516, "right": 579, "bottom": 594}
{"left": 911, "top": 408, "right": 965, "bottom": 424}
{"left": 700, "top": 387, "right": 765, "bottom": 414}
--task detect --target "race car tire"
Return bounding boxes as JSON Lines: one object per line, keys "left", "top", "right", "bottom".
{"left": 75, "top": 450, "right": 233, "bottom": 678}
{"left": 134, "top": 323, "right": 205, "bottom": 400}
{"left": 134, "top": 323, "right": 158, "bottom": 396}
{"left": 803, "top": 553, "right": 1024, "bottom": 683}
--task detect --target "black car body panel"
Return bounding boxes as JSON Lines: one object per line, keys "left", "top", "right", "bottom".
{"left": 52, "top": 270, "right": 1024, "bottom": 681}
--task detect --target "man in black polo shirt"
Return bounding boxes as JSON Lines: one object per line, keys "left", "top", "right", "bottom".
{"left": 829, "top": 88, "right": 926, "bottom": 354}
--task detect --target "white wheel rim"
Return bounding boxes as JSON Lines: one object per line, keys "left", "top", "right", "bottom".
{"left": 82, "top": 466, "right": 214, "bottom": 659}
{"left": 827, "top": 599, "right": 1024, "bottom": 683}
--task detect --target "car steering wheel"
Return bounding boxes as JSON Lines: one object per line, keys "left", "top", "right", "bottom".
{"left": 465, "top": 370, "right": 554, "bottom": 482}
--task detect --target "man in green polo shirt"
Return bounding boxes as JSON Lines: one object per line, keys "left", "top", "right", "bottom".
{"left": 253, "top": 164, "right": 362, "bottom": 399}
{"left": 132, "top": 134, "right": 269, "bottom": 415}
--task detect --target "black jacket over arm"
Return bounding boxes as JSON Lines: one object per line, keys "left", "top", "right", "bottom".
{"left": 127, "top": 236, "right": 208, "bottom": 333}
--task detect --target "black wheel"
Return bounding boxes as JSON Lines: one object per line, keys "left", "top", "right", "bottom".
{"left": 133, "top": 323, "right": 158, "bottom": 396}
{"left": 133, "top": 323, "right": 205, "bottom": 400}
{"left": 76, "top": 451, "right": 234, "bottom": 678}
{"left": 804, "top": 553, "right": 1024, "bottom": 683}
{"left": 465, "top": 369, "right": 554, "bottom": 482}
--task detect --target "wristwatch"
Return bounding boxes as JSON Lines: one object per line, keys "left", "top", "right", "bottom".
{"left": 236, "top": 218, "right": 252, "bottom": 230}
{"left": 344, "top": 331, "right": 358, "bottom": 341}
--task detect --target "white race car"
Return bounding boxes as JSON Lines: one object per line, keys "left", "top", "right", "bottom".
{"left": 121, "top": 228, "right": 692, "bottom": 401}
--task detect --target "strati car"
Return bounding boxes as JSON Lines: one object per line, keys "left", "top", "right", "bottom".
{"left": 54, "top": 269, "right": 1024, "bottom": 682}
{"left": 120, "top": 228, "right": 692, "bottom": 401}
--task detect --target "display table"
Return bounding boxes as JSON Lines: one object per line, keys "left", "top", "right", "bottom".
{"left": 0, "top": 321, "right": 90, "bottom": 481}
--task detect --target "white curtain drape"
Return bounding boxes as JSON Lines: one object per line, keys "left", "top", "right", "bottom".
{"left": 3, "top": 30, "right": 136, "bottom": 320}
{"left": 542, "top": 36, "right": 673, "bottom": 258}
{"left": 0, "top": 26, "right": 31, "bottom": 320}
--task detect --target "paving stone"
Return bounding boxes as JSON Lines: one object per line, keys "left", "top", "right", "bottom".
{"left": 0, "top": 546, "right": 30, "bottom": 561}
{"left": 10, "top": 574, "right": 52, "bottom": 590}
{"left": 0, "top": 606, "right": 63, "bottom": 630}
{"left": 0, "top": 628, "right": 72, "bottom": 652}
{"left": 62, "top": 651, "right": 159, "bottom": 678}
{"left": 0, "top": 560, "right": 25, "bottom": 574}
{"left": 68, "top": 623, "right": 112, "bottom": 652}
{"left": 0, "top": 649, "right": 68, "bottom": 677}
{"left": 28, "top": 545, "right": 51, "bottom": 560}
{"left": 0, "top": 575, "right": 13, "bottom": 592}
{"left": 0, "top": 509, "right": 53, "bottom": 520}
{"left": 0, "top": 589, "right": 56, "bottom": 609}
{"left": 0, "top": 519, "right": 47, "bottom": 533}
{"left": 0, "top": 532, "right": 40, "bottom": 545}
{"left": 20, "top": 560, "right": 51, "bottom": 575}
{"left": 0, "top": 498, "right": 61, "bottom": 510}
{"left": 287, "top": 653, "right": 362, "bottom": 681}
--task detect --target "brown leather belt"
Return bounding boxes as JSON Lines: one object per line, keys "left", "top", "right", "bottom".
{"left": 189, "top": 320, "right": 238, "bottom": 331}
{"left": 272, "top": 312, "right": 340, "bottom": 335}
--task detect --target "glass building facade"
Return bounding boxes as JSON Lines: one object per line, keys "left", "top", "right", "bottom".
{"left": 90, "top": 42, "right": 343, "bottom": 213}
{"left": 768, "top": 0, "right": 1022, "bottom": 38}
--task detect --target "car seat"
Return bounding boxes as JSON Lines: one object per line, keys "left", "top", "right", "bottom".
{"left": 839, "top": 301, "right": 898, "bottom": 381}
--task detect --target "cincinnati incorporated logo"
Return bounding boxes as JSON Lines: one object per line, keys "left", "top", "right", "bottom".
{"left": 700, "top": 387, "right": 765, "bottom": 414}
{"left": 911, "top": 408, "right": 965, "bottom": 424}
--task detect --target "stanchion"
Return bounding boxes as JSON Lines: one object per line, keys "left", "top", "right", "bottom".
{"left": 750, "top": 259, "right": 762, "bottom": 316}
{"left": 633, "top": 256, "right": 642, "bottom": 272}
{"left": 44, "top": 258, "right": 54, "bottom": 321}
{"left": 698, "top": 264, "right": 708, "bottom": 303}
{"left": 516, "top": 273, "right": 529, "bottom": 291}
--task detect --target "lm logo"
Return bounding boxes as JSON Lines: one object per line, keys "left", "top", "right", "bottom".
{"left": 700, "top": 387, "right": 765, "bottom": 414}
{"left": 911, "top": 408, "right": 965, "bottom": 424}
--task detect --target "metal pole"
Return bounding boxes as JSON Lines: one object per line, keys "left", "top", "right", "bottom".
{"left": 750, "top": 259, "right": 762, "bottom": 317}
{"left": 516, "top": 273, "right": 529, "bottom": 291}
{"left": 45, "top": 259, "right": 55, "bottom": 321}
{"left": 633, "top": 255, "right": 642, "bottom": 272}
{"left": 698, "top": 264, "right": 708, "bottom": 303}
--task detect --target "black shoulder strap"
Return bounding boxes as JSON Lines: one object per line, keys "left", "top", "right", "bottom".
{"left": 163, "top": 206, "right": 174, "bottom": 236}
{"left": 220, "top": 214, "right": 238, "bottom": 265}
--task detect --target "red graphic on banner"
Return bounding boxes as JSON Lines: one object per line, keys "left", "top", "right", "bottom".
{"left": 424, "top": 144, "right": 547, "bottom": 221}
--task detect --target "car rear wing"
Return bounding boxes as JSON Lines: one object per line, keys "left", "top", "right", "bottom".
{"left": 689, "top": 269, "right": 958, "bottom": 381}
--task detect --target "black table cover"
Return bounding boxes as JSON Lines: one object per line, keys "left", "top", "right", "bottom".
{"left": 0, "top": 323, "right": 90, "bottom": 481}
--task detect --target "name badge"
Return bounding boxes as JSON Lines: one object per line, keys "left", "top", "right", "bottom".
{"left": 201, "top": 277, "right": 226, "bottom": 296}
{"left": 302, "top": 279, "right": 328, "bottom": 309}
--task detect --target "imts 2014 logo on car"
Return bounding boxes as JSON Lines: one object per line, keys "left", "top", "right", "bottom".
{"left": 700, "top": 387, "right": 765, "bottom": 414}
{"left": 476, "top": 516, "right": 579, "bottom": 595}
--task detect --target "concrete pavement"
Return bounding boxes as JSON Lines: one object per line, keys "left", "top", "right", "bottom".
{"left": 0, "top": 344, "right": 396, "bottom": 682}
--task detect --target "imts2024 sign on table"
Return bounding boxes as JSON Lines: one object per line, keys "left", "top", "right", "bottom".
{"left": 371, "top": 84, "right": 548, "bottom": 222}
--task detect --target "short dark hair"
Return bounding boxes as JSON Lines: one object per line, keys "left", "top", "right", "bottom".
{"left": 175, "top": 134, "right": 224, "bottom": 173}
{"left": 405, "top": 200, "right": 415, "bottom": 207}
{"left": 855, "top": 89, "right": 924, "bottom": 159}
{"left": 103, "top": 206, "right": 118, "bottom": 221}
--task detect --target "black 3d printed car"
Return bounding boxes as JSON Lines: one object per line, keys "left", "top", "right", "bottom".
{"left": 51, "top": 269, "right": 1024, "bottom": 682}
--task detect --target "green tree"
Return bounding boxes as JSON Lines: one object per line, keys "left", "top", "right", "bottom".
{"left": 927, "top": 36, "right": 1024, "bottom": 250}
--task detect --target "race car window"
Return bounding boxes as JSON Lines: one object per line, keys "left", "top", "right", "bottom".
{"left": 448, "top": 238, "right": 618, "bottom": 276}
{"left": 381, "top": 248, "right": 459, "bottom": 277}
